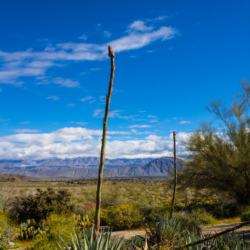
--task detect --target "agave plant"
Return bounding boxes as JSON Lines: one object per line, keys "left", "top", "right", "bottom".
{"left": 58, "top": 228, "right": 123, "bottom": 250}
{"left": 142, "top": 214, "right": 188, "bottom": 249}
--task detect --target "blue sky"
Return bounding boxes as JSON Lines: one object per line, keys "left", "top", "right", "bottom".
{"left": 0, "top": 0, "right": 249, "bottom": 160}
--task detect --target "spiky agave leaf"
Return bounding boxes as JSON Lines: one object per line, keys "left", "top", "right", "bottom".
{"left": 58, "top": 227, "right": 123, "bottom": 250}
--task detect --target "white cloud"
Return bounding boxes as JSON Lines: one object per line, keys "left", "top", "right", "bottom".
{"left": 53, "top": 77, "right": 79, "bottom": 87}
{"left": 0, "top": 127, "right": 188, "bottom": 160}
{"left": 76, "top": 122, "right": 88, "bottom": 125}
{"left": 13, "top": 129, "right": 40, "bottom": 133}
{"left": 169, "top": 131, "right": 192, "bottom": 142}
{"left": 67, "top": 104, "right": 76, "bottom": 107}
{"left": 128, "top": 21, "right": 154, "bottom": 32}
{"left": 128, "top": 125, "right": 152, "bottom": 128}
{"left": 131, "top": 129, "right": 137, "bottom": 133}
{"left": 104, "top": 31, "right": 111, "bottom": 37}
{"left": 109, "top": 110, "right": 123, "bottom": 118}
{"left": 179, "top": 121, "right": 191, "bottom": 124}
{"left": 145, "top": 135, "right": 162, "bottom": 140}
{"left": 0, "top": 19, "right": 177, "bottom": 86}
{"left": 78, "top": 34, "right": 87, "bottom": 40}
{"left": 91, "top": 68, "right": 100, "bottom": 70}
{"left": 147, "top": 115, "right": 157, "bottom": 118}
{"left": 80, "top": 96, "right": 94, "bottom": 102}
{"left": 19, "top": 121, "right": 32, "bottom": 124}
{"left": 150, "top": 120, "right": 158, "bottom": 123}
{"left": 93, "top": 109, "right": 104, "bottom": 117}
{"left": 47, "top": 95, "right": 59, "bottom": 100}
{"left": 147, "top": 16, "right": 168, "bottom": 22}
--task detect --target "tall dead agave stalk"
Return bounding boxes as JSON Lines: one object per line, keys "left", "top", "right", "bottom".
{"left": 170, "top": 131, "right": 177, "bottom": 218}
{"left": 94, "top": 45, "right": 115, "bottom": 239}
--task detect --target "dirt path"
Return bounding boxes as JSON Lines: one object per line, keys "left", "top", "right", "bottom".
{"left": 112, "top": 224, "right": 250, "bottom": 240}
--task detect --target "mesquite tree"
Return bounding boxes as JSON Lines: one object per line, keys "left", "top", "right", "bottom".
{"left": 177, "top": 78, "right": 250, "bottom": 206}
{"left": 94, "top": 46, "right": 115, "bottom": 237}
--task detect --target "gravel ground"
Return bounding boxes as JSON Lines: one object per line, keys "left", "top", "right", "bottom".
{"left": 112, "top": 223, "right": 250, "bottom": 240}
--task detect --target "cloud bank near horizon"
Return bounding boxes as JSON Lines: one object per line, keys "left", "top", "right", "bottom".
{"left": 0, "top": 127, "right": 189, "bottom": 161}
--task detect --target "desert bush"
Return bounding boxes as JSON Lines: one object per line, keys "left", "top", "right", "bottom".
{"left": 0, "top": 213, "right": 16, "bottom": 244}
{"left": 123, "top": 236, "right": 145, "bottom": 250}
{"left": 7, "top": 187, "right": 75, "bottom": 223}
{"left": 241, "top": 211, "right": 250, "bottom": 222}
{"left": 31, "top": 213, "right": 77, "bottom": 249}
{"left": 101, "top": 202, "right": 141, "bottom": 230}
{"left": 188, "top": 202, "right": 240, "bottom": 219}
{"left": 191, "top": 209, "right": 217, "bottom": 225}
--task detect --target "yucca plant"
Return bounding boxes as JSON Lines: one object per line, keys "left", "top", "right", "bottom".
{"left": 58, "top": 228, "right": 123, "bottom": 250}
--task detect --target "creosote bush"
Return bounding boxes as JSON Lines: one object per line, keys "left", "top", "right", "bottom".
{"left": 101, "top": 202, "right": 141, "bottom": 230}
{"left": 241, "top": 211, "right": 250, "bottom": 222}
{"left": 7, "top": 187, "right": 74, "bottom": 223}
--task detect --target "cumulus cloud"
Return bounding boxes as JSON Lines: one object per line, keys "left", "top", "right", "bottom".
{"left": 145, "top": 135, "right": 162, "bottom": 140}
{"left": 0, "top": 19, "right": 177, "bottom": 86}
{"left": 169, "top": 131, "right": 192, "bottom": 142}
{"left": 0, "top": 127, "right": 188, "bottom": 160}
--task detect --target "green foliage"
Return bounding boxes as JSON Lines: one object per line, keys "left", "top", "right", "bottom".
{"left": 74, "top": 214, "right": 93, "bottom": 232}
{"left": 143, "top": 213, "right": 189, "bottom": 248}
{"left": 241, "top": 211, "right": 250, "bottom": 222}
{"left": 176, "top": 78, "right": 250, "bottom": 206}
{"left": 31, "top": 213, "right": 77, "bottom": 249}
{"left": 19, "top": 218, "right": 48, "bottom": 240}
{"left": 0, "top": 214, "right": 15, "bottom": 244}
{"left": 124, "top": 236, "right": 145, "bottom": 249}
{"left": 101, "top": 202, "right": 141, "bottom": 230}
{"left": 191, "top": 209, "right": 217, "bottom": 225}
{"left": 7, "top": 187, "right": 74, "bottom": 223}
{"left": 58, "top": 228, "right": 124, "bottom": 250}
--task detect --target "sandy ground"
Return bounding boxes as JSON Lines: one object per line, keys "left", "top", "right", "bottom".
{"left": 112, "top": 223, "right": 250, "bottom": 240}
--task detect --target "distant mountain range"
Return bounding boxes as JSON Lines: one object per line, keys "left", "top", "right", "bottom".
{"left": 0, "top": 157, "right": 182, "bottom": 177}
{"left": 0, "top": 157, "right": 155, "bottom": 169}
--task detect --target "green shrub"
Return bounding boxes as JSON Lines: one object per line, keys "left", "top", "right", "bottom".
{"left": 7, "top": 187, "right": 75, "bottom": 223}
{"left": 241, "top": 211, "right": 250, "bottom": 222}
{"left": 101, "top": 202, "right": 141, "bottom": 230}
{"left": 191, "top": 209, "right": 217, "bottom": 225}
{"left": 31, "top": 213, "right": 77, "bottom": 249}
{"left": 0, "top": 214, "right": 16, "bottom": 244}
